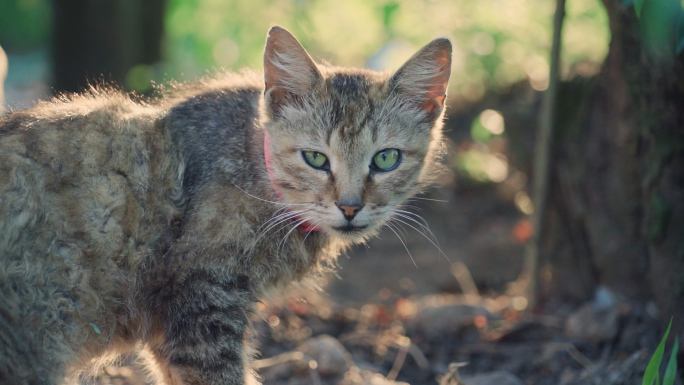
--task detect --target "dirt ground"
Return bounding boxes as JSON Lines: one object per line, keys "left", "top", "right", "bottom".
{"left": 82, "top": 179, "right": 672, "bottom": 385}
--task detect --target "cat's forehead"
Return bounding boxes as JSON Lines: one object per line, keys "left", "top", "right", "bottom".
{"left": 273, "top": 68, "right": 426, "bottom": 150}
{"left": 317, "top": 71, "right": 388, "bottom": 143}
{"left": 327, "top": 73, "right": 373, "bottom": 97}
{"left": 324, "top": 72, "right": 384, "bottom": 109}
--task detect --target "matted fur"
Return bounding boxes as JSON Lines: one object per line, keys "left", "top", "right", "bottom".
{"left": 0, "top": 26, "right": 451, "bottom": 384}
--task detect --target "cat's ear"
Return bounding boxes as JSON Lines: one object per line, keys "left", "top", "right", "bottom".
{"left": 388, "top": 38, "right": 452, "bottom": 120}
{"left": 263, "top": 26, "right": 322, "bottom": 114}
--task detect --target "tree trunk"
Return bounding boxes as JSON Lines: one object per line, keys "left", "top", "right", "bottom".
{"left": 52, "top": 0, "right": 165, "bottom": 93}
{"left": 545, "top": 0, "right": 684, "bottom": 328}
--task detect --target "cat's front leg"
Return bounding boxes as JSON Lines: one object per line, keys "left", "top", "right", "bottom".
{"left": 153, "top": 270, "right": 256, "bottom": 385}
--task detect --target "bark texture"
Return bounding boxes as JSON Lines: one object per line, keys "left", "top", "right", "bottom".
{"left": 52, "top": 0, "right": 165, "bottom": 93}
{"left": 545, "top": 0, "right": 684, "bottom": 328}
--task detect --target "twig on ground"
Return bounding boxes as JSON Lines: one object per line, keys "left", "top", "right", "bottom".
{"left": 547, "top": 342, "right": 594, "bottom": 370}
{"left": 386, "top": 337, "right": 410, "bottom": 380}
{"left": 450, "top": 262, "right": 480, "bottom": 299}
{"left": 253, "top": 351, "right": 305, "bottom": 369}
{"left": 340, "top": 330, "right": 430, "bottom": 370}
{"left": 408, "top": 344, "right": 430, "bottom": 369}
{"left": 253, "top": 351, "right": 322, "bottom": 385}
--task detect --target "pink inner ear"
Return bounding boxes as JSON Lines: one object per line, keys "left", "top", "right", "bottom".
{"left": 420, "top": 54, "right": 450, "bottom": 112}
{"left": 421, "top": 81, "right": 447, "bottom": 114}
{"left": 421, "top": 98, "right": 441, "bottom": 116}
{"left": 426, "top": 82, "right": 447, "bottom": 103}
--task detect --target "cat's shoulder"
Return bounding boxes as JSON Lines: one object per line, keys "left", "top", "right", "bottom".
{"left": 164, "top": 70, "right": 263, "bottom": 144}
{"left": 164, "top": 69, "right": 263, "bottom": 111}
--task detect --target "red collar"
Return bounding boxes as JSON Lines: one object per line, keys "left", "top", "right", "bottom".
{"left": 263, "top": 132, "right": 321, "bottom": 233}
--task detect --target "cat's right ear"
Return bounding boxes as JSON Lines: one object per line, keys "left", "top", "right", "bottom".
{"left": 263, "top": 26, "right": 321, "bottom": 115}
{"left": 388, "top": 38, "right": 452, "bottom": 122}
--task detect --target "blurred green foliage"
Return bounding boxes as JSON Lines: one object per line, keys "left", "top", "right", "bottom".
{"left": 624, "top": 0, "right": 684, "bottom": 56}
{"left": 163, "top": 0, "right": 610, "bottom": 98}
{"left": 0, "top": 0, "right": 51, "bottom": 52}
{"left": 0, "top": 0, "right": 610, "bottom": 98}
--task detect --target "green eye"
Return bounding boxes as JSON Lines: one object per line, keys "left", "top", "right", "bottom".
{"left": 372, "top": 149, "right": 401, "bottom": 171}
{"left": 303, "top": 151, "right": 329, "bottom": 170}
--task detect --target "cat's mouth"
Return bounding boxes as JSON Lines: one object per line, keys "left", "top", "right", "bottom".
{"left": 331, "top": 224, "right": 368, "bottom": 235}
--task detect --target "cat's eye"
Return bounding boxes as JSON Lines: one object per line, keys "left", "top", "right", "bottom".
{"left": 371, "top": 149, "right": 401, "bottom": 172}
{"left": 302, "top": 151, "right": 330, "bottom": 170}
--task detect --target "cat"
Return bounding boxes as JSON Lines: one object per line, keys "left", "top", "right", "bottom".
{"left": 0, "top": 26, "right": 451, "bottom": 384}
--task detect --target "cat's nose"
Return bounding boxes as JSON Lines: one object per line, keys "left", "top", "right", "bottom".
{"left": 336, "top": 203, "right": 363, "bottom": 221}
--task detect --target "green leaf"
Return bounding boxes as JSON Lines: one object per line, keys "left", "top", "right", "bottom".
{"left": 635, "top": 0, "right": 646, "bottom": 17}
{"left": 89, "top": 322, "right": 109, "bottom": 341}
{"left": 663, "top": 337, "right": 679, "bottom": 385}
{"left": 89, "top": 322, "right": 102, "bottom": 335}
{"left": 677, "top": 11, "right": 684, "bottom": 55}
{"left": 622, "top": 0, "right": 635, "bottom": 6}
{"left": 643, "top": 319, "right": 672, "bottom": 385}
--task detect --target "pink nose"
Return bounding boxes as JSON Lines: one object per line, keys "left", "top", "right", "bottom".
{"left": 336, "top": 204, "right": 362, "bottom": 220}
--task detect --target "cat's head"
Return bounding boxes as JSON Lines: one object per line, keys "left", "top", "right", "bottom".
{"left": 262, "top": 26, "right": 451, "bottom": 242}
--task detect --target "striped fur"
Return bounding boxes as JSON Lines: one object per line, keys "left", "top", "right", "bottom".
{"left": 0, "top": 26, "right": 450, "bottom": 384}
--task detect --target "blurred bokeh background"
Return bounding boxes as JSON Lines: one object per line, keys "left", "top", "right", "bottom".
{"left": 1, "top": 0, "right": 608, "bottom": 105}
{"left": 1, "top": 0, "right": 683, "bottom": 384}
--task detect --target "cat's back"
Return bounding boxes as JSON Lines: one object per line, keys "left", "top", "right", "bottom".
{"left": 0, "top": 89, "right": 180, "bottom": 256}
{"left": 0, "top": 91, "right": 183, "bottom": 364}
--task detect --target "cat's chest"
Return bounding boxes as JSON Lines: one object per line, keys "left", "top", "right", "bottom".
{"left": 175, "top": 183, "right": 330, "bottom": 289}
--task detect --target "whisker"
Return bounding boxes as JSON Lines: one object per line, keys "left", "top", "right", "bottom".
{"left": 278, "top": 216, "right": 313, "bottom": 253}
{"left": 230, "top": 180, "right": 309, "bottom": 206}
{"left": 393, "top": 210, "right": 440, "bottom": 246}
{"left": 389, "top": 216, "right": 452, "bottom": 264}
{"left": 407, "top": 196, "right": 449, "bottom": 203}
{"left": 257, "top": 209, "right": 307, "bottom": 235}
{"left": 385, "top": 222, "right": 418, "bottom": 269}
{"left": 394, "top": 220, "right": 410, "bottom": 238}
{"left": 387, "top": 220, "right": 409, "bottom": 245}
{"left": 395, "top": 209, "right": 431, "bottom": 229}
{"left": 301, "top": 219, "right": 323, "bottom": 247}
{"left": 253, "top": 209, "right": 310, "bottom": 248}
{"left": 257, "top": 208, "right": 306, "bottom": 234}
{"left": 252, "top": 219, "right": 296, "bottom": 250}
{"left": 270, "top": 212, "right": 312, "bottom": 238}
{"left": 399, "top": 203, "right": 424, "bottom": 212}
{"left": 392, "top": 213, "right": 438, "bottom": 246}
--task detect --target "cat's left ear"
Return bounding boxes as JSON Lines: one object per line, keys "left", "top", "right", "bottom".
{"left": 263, "top": 26, "right": 322, "bottom": 115}
{"left": 388, "top": 38, "right": 452, "bottom": 120}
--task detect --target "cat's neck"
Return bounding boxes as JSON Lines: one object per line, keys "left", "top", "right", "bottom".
{"left": 163, "top": 85, "right": 338, "bottom": 292}
{"left": 166, "top": 86, "right": 267, "bottom": 200}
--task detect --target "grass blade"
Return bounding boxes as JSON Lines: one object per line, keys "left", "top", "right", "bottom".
{"left": 663, "top": 337, "right": 679, "bottom": 385}
{"left": 90, "top": 322, "right": 102, "bottom": 335}
{"left": 89, "top": 322, "right": 109, "bottom": 341}
{"left": 643, "top": 319, "right": 672, "bottom": 385}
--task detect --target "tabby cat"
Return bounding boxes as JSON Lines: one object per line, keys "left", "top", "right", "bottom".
{"left": 0, "top": 26, "right": 451, "bottom": 384}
